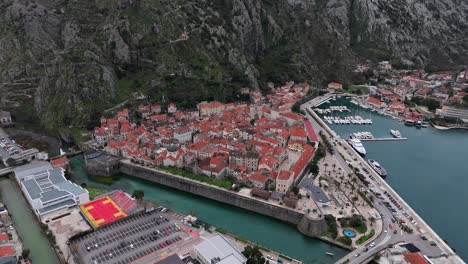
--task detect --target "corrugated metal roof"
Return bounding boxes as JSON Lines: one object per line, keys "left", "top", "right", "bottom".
{"left": 194, "top": 235, "right": 246, "bottom": 264}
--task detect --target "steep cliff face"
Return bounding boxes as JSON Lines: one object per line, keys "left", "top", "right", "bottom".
{"left": 0, "top": 0, "right": 466, "bottom": 130}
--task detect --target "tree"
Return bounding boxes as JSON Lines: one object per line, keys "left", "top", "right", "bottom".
{"left": 132, "top": 190, "right": 145, "bottom": 200}
{"left": 242, "top": 245, "right": 266, "bottom": 264}
{"left": 291, "top": 186, "right": 299, "bottom": 195}
{"left": 324, "top": 163, "right": 329, "bottom": 173}
{"left": 250, "top": 119, "right": 256, "bottom": 125}
{"left": 22, "top": 248, "right": 30, "bottom": 260}
{"left": 369, "top": 216, "right": 376, "bottom": 226}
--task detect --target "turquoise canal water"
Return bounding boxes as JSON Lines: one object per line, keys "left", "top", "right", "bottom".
{"left": 0, "top": 178, "right": 60, "bottom": 264}
{"left": 70, "top": 156, "right": 349, "bottom": 263}
{"left": 319, "top": 98, "right": 468, "bottom": 261}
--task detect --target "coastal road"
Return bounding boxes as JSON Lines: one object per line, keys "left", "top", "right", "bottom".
{"left": 301, "top": 97, "right": 464, "bottom": 264}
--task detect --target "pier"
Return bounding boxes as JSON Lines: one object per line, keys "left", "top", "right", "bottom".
{"left": 359, "top": 137, "right": 408, "bottom": 141}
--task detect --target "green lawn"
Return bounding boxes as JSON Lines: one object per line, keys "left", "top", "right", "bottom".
{"left": 345, "top": 85, "right": 369, "bottom": 95}
{"left": 160, "top": 166, "right": 233, "bottom": 190}
{"left": 86, "top": 187, "right": 110, "bottom": 200}
{"left": 356, "top": 229, "right": 375, "bottom": 245}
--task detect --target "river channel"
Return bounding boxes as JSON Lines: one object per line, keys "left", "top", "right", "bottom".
{"left": 0, "top": 178, "right": 60, "bottom": 264}
{"left": 69, "top": 156, "right": 349, "bottom": 264}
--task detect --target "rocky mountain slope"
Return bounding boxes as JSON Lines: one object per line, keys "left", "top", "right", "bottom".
{"left": 0, "top": 0, "right": 467, "bottom": 130}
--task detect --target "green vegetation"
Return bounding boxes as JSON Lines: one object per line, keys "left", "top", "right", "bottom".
{"left": 309, "top": 143, "right": 326, "bottom": 174}
{"left": 356, "top": 229, "right": 375, "bottom": 245}
{"left": 279, "top": 254, "right": 292, "bottom": 261}
{"left": 358, "top": 191, "right": 374, "bottom": 208}
{"left": 337, "top": 236, "right": 352, "bottom": 246}
{"left": 160, "top": 166, "right": 234, "bottom": 190}
{"left": 22, "top": 248, "right": 30, "bottom": 260}
{"left": 323, "top": 214, "right": 338, "bottom": 239}
{"left": 319, "top": 131, "right": 334, "bottom": 154}
{"left": 411, "top": 97, "right": 441, "bottom": 111}
{"left": 11, "top": 135, "right": 49, "bottom": 152}
{"left": 89, "top": 175, "right": 120, "bottom": 185}
{"left": 339, "top": 215, "right": 367, "bottom": 234}
{"left": 86, "top": 187, "right": 109, "bottom": 200}
{"left": 345, "top": 85, "right": 369, "bottom": 95}
{"left": 132, "top": 189, "right": 145, "bottom": 200}
{"left": 242, "top": 245, "right": 266, "bottom": 264}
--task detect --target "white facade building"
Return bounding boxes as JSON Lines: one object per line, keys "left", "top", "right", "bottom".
{"left": 14, "top": 161, "right": 89, "bottom": 218}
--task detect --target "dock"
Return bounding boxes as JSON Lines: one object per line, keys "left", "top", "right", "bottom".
{"left": 360, "top": 137, "right": 408, "bottom": 141}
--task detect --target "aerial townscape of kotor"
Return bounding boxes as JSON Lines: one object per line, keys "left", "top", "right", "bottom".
{"left": 0, "top": 0, "right": 467, "bottom": 264}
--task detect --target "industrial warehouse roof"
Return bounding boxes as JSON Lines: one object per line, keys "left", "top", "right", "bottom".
{"left": 14, "top": 162, "right": 88, "bottom": 216}
{"left": 38, "top": 199, "right": 76, "bottom": 214}
{"left": 194, "top": 235, "right": 246, "bottom": 264}
{"left": 13, "top": 161, "right": 52, "bottom": 181}
{"left": 154, "top": 254, "right": 185, "bottom": 264}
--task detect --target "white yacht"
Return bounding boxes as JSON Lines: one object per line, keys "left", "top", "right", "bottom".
{"left": 348, "top": 138, "right": 367, "bottom": 156}
{"left": 390, "top": 129, "right": 402, "bottom": 138}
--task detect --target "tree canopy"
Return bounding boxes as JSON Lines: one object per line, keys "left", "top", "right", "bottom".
{"left": 132, "top": 190, "right": 145, "bottom": 200}
{"left": 242, "top": 245, "right": 266, "bottom": 264}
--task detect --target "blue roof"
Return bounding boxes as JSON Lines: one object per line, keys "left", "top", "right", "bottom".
{"left": 40, "top": 190, "right": 70, "bottom": 203}
{"left": 22, "top": 179, "right": 42, "bottom": 199}
{"left": 55, "top": 181, "right": 87, "bottom": 196}
{"left": 48, "top": 169, "right": 65, "bottom": 184}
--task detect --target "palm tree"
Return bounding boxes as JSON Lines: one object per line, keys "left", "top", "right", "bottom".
{"left": 338, "top": 167, "right": 342, "bottom": 177}
{"left": 351, "top": 177, "right": 357, "bottom": 187}
{"left": 332, "top": 164, "right": 336, "bottom": 172}
{"left": 324, "top": 163, "right": 329, "bottom": 173}
{"left": 369, "top": 217, "right": 376, "bottom": 226}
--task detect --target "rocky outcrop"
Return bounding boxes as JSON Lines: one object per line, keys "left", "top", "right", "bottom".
{"left": 0, "top": 0, "right": 466, "bottom": 129}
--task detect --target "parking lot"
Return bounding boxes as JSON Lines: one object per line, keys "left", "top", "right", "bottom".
{"left": 72, "top": 209, "right": 197, "bottom": 264}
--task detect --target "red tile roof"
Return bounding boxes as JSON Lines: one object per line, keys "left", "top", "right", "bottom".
{"left": 403, "top": 253, "right": 428, "bottom": 264}
{"left": 0, "top": 245, "right": 14, "bottom": 257}
{"left": 249, "top": 173, "right": 268, "bottom": 184}
{"left": 278, "top": 170, "right": 294, "bottom": 180}
{"left": 51, "top": 156, "right": 69, "bottom": 167}
{"left": 304, "top": 120, "right": 318, "bottom": 142}
{"left": 280, "top": 112, "right": 303, "bottom": 121}
{"left": 291, "top": 144, "right": 315, "bottom": 177}
{"left": 200, "top": 101, "right": 223, "bottom": 109}
{"left": 290, "top": 126, "right": 307, "bottom": 138}
{"left": 0, "top": 233, "right": 8, "bottom": 241}
{"left": 367, "top": 97, "right": 384, "bottom": 106}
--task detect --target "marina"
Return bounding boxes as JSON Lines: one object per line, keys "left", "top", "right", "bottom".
{"left": 314, "top": 105, "right": 351, "bottom": 114}
{"left": 323, "top": 115, "right": 373, "bottom": 125}
{"left": 359, "top": 137, "right": 408, "bottom": 141}
{"left": 350, "top": 131, "right": 374, "bottom": 139}
{"left": 317, "top": 97, "right": 468, "bottom": 261}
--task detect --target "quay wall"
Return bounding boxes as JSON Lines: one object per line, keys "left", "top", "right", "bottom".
{"left": 120, "top": 161, "right": 303, "bottom": 224}
{"left": 119, "top": 161, "right": 328, "bottom": 237}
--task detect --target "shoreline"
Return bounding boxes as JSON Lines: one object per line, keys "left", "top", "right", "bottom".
{"left": 304, "top": 96, "right": 464, "bottom": 263}
{"left": 432, "top": 123, "right": 468, "bottom": 130}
